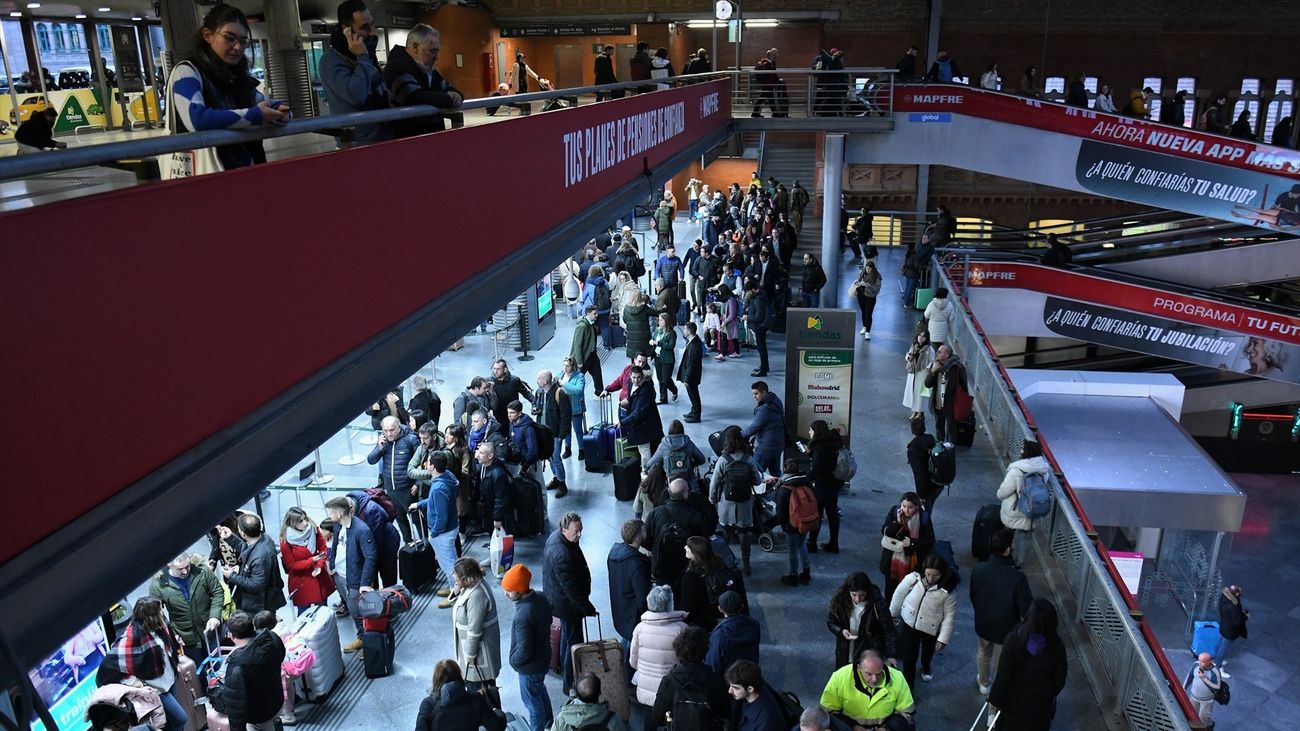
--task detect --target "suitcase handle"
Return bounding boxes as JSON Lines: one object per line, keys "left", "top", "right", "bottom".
{"left": 598, "top": 393, "right": 613, "bottom": 425}
{"left": 581, "top": 611, "right": 604, "bottom": 644}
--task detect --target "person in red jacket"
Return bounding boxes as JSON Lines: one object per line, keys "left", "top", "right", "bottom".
{"left": 280, "top": 507, "right": 335, "bottom": 614}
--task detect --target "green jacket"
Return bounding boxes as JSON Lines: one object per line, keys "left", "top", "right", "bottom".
{"left": 148, "top": 557, "right": 225, "bottom": 648}
{"left": 652, "top": 325, "right": 677, "bottom": 364}
{"left": 623, "top": 303, "right": 653, "bottom": 359}
{"left": 407, "top": 440, "right": 446, "bottom": 495}
{"left": 552, "top": 699, "right": 629, "bottom": 731}
{"left": 571, "top": 316, "right": 597, "bottom": 363}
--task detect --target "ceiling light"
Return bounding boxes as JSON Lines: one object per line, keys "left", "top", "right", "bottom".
{"left": 744, "top": 19, "right": 779, "bottom": 27}
{"left": 98, "top": 6, "right": 110, "bottom": 11}
{"left": 9, "top": 11, "right": 21, "bottom": 16}
{"left": 685, "top": 20, "right": 718, "bottom": 28}
{"left": 75, "top": 13, "right": 86, "bottom": 17}
{"left": 131, "top": 15, "right": 141, "bottom": 20}
{"left": 27, "top": 3, "right": 40, "bottom": 8}
{"left": 1101, "top": 242, "right": 1116, "bottom": 249}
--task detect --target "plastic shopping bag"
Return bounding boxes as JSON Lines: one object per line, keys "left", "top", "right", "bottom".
{"left": 490, "top": 528, "right": 515, "bottom": 577}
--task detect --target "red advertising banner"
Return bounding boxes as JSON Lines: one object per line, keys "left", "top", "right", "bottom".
{"left": 964, "top": 262, "right": 1300, "bottom": 345}
{"left": 894, "top": 85, "right": 1300, "bottom": 181}
{"left": 0, "top": 80, "right": 731, "bottom": 564}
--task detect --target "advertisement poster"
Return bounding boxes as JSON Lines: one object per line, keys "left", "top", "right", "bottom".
{"left": 1042, "top": 296, "right": 1300, "bottom": 384}
{"left": 28, "top": 618, "right": 108, "bottom": 731}
{"left": 1075, "top": 140, "right": 1300, "bottom": 233}
{"left": 795, "top": 349, "right": 854, "bottom": 437}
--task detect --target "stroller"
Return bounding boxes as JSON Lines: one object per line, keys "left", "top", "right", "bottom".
{"left": 754, "top": 486, "right": 783, "bottom": 552}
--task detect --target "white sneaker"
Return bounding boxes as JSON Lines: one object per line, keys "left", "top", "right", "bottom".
{"left": 978, "top": 675, "right": 990, "bottom": 695}
{"left": 863, "top": 332, "right": 871, "bottom": 341}
{"left": 922, "top": 672, "right": 933, "bottom": 682}
{"left": 1219, "top": 669, "right": 1231, "bottom": 679}
{"left": 860, "top": 327, "right": 866, "bottom": 335}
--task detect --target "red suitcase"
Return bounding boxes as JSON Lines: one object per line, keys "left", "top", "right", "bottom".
{"left": 549, "top": 617, "right": 563, "bottom": 675}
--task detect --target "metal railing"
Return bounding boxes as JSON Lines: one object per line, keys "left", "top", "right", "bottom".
{"left": 933, "top": 255, "right": 1202, "bottom": 730}
{"left": 728, "top": 67, "right": 895, "bottom": 119}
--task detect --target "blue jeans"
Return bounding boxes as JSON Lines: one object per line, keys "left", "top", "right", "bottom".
{"left": 431, "top": 527, "right": 459, "bottom": 590}
{"left": 802, "top": 290, "right": 821, "bottom": 308}
{"left": 159, "top": 689, "right": 188, "bottom": 731}
{"left": 568, "top": 414, "right": 585, "bottom": 450}
{"left": 551, "top": 436, "right": 566, "bottom": 482}
{"left": 688, "top": 199, "right": 699, "bottom": 220}
{"left": 753, "top": 447, "right": 782, "bottom": 477}
{"left": 787, "top": 528, "right": 810, "bottom": 575}
{"left": 1213, "top": 634, "right": 1236, "bottom": 666}
{"left": 518, "top": 672, "right": 554, "bottom": 731}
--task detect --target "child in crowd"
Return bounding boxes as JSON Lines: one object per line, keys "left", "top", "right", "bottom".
{"left": 703, "top": 301, "right": 722, "bottom": 352}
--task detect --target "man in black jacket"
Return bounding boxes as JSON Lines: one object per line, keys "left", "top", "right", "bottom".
{"left": 969, "top": 529, "right": 1033, "bottom": 695}
{"left": 677, "top": 322, "right": 705, "bottom": 422}
{"left": 593, "top": 44, "right": 618, "bottom": 101}
{"left": 476, "top": 442, "right": 513, "bottom": 533}
{"left": 906, "top": 415, "right": 940, "bottom": 510}
{"left": 607, "top": 519, "right": 652, "bottom": 648}
{"left": 644, "top": 480, "right": 708, "bottom": 589}
{"left": 502, "top": 564, "right": 554, "bottom": 731}
{"left": 383, "top": 24, "right": 463, "bottom": 137}
{"left": 744, "top": 282, "right": 774, "bottom": 377}
{"left": 491, "top": 359, "right": 533, "bottom": 430}
{"left": 533, "top": 369, "right": 572, "bottom": 497}
{"left": 543, "top": 512, "right": 596, "bottom": 696}
{"left": 800, "top": 253, "right": 828, "bottom": 308}
{"left": 408, "top": 374, "right": 441, "bottom": 431}
{"left": 221, "top": 514, "right": 287, "bottom": 614}
{"left": 221, "top": 612, "right": 286, "bottom": 731}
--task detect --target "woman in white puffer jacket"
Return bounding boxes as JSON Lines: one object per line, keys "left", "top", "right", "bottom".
{"left": 890, "top": 553, "right": 957, "bottom": 691}
{"left": 629, "top": 585, "right": 689, "bottom": 706}
{"left": 997, "top": 440, "right": 1051, "bottom": 532}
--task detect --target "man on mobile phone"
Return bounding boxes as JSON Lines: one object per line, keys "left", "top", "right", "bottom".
{"left": 320, "top": 0, "right": 392, "bottom": 146}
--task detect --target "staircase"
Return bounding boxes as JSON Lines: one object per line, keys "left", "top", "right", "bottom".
{"left": 760, "top": 139, "right": 827, "bottom": 290}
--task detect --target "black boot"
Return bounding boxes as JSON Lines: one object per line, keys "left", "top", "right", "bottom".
{"left": 740, "top": 533, "right": 752, "bottom": 576}
{"left": 799, "top": 568, "right": 811, "bottom": 584}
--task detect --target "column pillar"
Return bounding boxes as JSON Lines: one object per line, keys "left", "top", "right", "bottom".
{"left": 916, "top": 0, "right": 943, "bottom": 236}
{"left": 821, "top": 133, "right": 846, "bottom": 304}
{"left": 157, "top": 0, "right": 199, "bottom": 73}
{"left": 264, "top": 0, "right": 313, "bottom": 116}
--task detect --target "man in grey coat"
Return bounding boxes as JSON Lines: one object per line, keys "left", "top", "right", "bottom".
{"left": 318, "top": 0, "right": 391, "bottom": 146}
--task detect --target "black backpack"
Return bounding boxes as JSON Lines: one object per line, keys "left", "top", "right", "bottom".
{"left": 722, "top": 456, "right": 753, "bottom": 502}
{"left": 655, "top": 522, "right": 690, "bottom": 574}
{"left": 594, "top": 282, "right": 612, "bottom": 311}
{"left": 670, "top": 679, "right": 716, "bottom": 730}
{"left": 533, "top": 422, "right": 555, "bottom": 462}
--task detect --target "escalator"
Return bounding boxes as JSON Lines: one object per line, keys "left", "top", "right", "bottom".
{"left": 949, "top": 253, "right": 1300, "bottom": 385}
{"left": 855, "top": 84, "right": 1300, "bottom": 230}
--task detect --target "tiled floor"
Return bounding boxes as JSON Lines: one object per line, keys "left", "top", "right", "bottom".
{"left": 235, "top": 215, "right": 1111, "bottom": 730}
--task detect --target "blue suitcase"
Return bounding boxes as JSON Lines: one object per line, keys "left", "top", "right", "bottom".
{"left": 584, "top": 396, "right": 617, "bottom": 472}
{"left": 1192, "top": 620, "right": 1221, "bottom": 656}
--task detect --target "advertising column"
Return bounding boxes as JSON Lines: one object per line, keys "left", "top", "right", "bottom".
{"left": 784, "top": 308, "right": 857, "bottom": 442}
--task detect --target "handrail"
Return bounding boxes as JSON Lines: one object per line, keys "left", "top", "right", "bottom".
{"left": 933, "top": 255, "right": 1201, "bottom": 728}
{"left": 941, "top": 247, "right": 1300, "bottom": 319}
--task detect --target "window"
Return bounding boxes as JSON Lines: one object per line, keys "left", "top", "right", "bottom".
{"left": 1083, "top": 76, "right": 1098, "bottom": 108}
{"left": 1175, "top": 78, "right": 1190, "bottom": 128}
{"left": 53, "top": 23, "right": 65, "bottom": 51}
{"left": 1143, "top": 76, "right": 1163, "bottom": 121}
{"left": 98, "top": 26, "right": 110, "bottom": 51}
{"left": 69, "top": 25, "right": 80, "bottom": 50}
{"left": 1264, "top": 78, "right": 1295, "bottom": 144}
{"left": 36, "top": 23, "right": 50, "bottom": 52}
{"left": 1233, "top": 78, "right": 1261, "bottom": 133}
{"left": 1045, "top": 76, "right": 1065, "bottom": 94}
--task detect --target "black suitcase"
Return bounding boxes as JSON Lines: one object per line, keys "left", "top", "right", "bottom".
{"left": 952, "top": 415, "right": 976, "bottom": 447}
{"left": 612, "top": 456, "right": 641, "bottom": 501}
{"left": 972, "top": 504, "right": 1003, "bottom": 562}
{"left": 399, "top": 514, "right": 439, "bottom": 592}
{"left": 362, "top": 629, "right": 394, "bottom": 678}
{"left": 928, "top": 441, "right": 956, "bottom": 485}
{"left": 512, "top": 476, "right": 546, "bottom": 538}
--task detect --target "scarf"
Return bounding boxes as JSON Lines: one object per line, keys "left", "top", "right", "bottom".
{"left": 100, "top": 622, "right": 176, "bottom": 685}
{"left": 285, "top": 524, "right": 315, "bottom": 550}
{"left": 888, "top": 511, "right": 920, "bottom": 580}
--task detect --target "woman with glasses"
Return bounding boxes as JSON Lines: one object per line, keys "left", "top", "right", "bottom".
{"left": 167, "top": 4, "right": 290, "bottom": 171}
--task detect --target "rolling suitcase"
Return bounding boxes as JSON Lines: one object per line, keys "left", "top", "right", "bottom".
{"left": 972, "top": 504, "right": 1004, "bottom": 562}
{"left": 512, "top": 476, "right": 546, "bottom": 538}
{"left": 362, "top": 628, "right": 395, "bottom": 678}
{"left": 613, "top": 455, "right": 641, "bottom": 501}
{"left": 1192, "top": 620, "right": 1221, "bottom": 656}
{"left": 174, "top": 654, "right": 206, "bottom": 731}
{"left": 914, "top": 287, "right": 935, "bottom": 311}
{"left": 399, "top": 512, "right": 439, "bottom": 592}
{"left": 583, "top": 396, "right": 616, "bottom": 473}
{"left": 614, "top": 436, "right": 633, "bottom": 463}
{"left": 570, "top": 613, "right": 629, "bottom": 720}
{"left": 549, "top": 617, "right": 563, "bottom": 675}
{"left": 292, "top": 604, "right": 344, "bottom": 701}
{"left": 952, "top": 415, "right": 976, "bottom": 447}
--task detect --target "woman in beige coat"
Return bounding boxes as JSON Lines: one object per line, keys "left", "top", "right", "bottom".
{"left": 629, "top": 585, "right": 689, "bottom": 706}
{"left": 452, "top": 557, "right": 502, "bottom": 686}
{"left": 997, "top": 440, "right": 1051, "bottom": 562}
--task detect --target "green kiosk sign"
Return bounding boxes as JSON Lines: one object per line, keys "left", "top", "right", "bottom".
{"left": 784, "top": 308, "right": 857, "bottom": 441}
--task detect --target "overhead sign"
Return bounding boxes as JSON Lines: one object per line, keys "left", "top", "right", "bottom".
{"left": 1042, "top": 296, "right": 1300, "bottom": 384}
{"left": 894, "top": 84, "right": 1300, "bottom": 180}
{"left": 785, "top": 308, "right": 857, "bottom": 441}
{"left": 500, "top": 23, "right": 632, "bottom": 37}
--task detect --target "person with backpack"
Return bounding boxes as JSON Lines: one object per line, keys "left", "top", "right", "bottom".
{"left": 997, "top": 440, "right": 1051, "bottom": 564}
{"left": 645, "top": 479, "right": 710, "bottom": 590}
{"left": 970, "top": 529, "right": 1034, "bottom": 695}
{"left": 551, "top": 672, "right": 629, "bottom": 731}
{"left": 647, "top": 420, "right": 708, "bottom": 492}
{"left": 879, "top": 492, "right": 935, "bottom": 601}
{"left": 678, "top": 536, "right": 737, "bottom": 631}
{"left": 709, "top": 426, "right": 762, "bottom": 576}
{"left": 905, "top": 415, "right": 943, "bottom": 512}
{"left": 707, "top": 591, "right": 761, "bottom": 674}
{"left": 989, "top": 599, "right": 1069, "bottom": 730}
{"left": 650, "top": 626, "right": 731, "bottom": 731}
{"left": 773, "top": 459, "right": 819, "bottom": 587}
{"left": 889, "top": 553, "right": 958, "bottom": 692}
{"left": 805, "top": 420, "right": 846, "bottom": 554}
{"left": 581, "top": 265, "right": 614, "bottom": 350}
{"left": 506, "top": 400, "right": 544, "bottom": 488}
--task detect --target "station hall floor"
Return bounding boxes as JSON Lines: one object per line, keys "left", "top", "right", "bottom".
{"left": 151, "top": 217, "right": 1117, "bottom": 731}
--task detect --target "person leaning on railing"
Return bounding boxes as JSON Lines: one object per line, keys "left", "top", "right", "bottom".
{"left": 169, "top": 4, "right": 290, "bottom": 169}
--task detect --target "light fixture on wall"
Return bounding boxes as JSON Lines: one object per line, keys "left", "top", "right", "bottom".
{"left": 744, "top": 19, "right": 779, "bottom": 27}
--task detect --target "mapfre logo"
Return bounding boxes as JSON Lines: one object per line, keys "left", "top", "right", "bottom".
{"left": 700, "top": 92, "right": 720, "bottom": 118}
{"left": 969, "top": 268, "right": 1016, "bottom": 283}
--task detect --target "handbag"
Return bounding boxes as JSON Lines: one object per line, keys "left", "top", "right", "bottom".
{"left": 1213, "top": 678, "right": 1230, "bottom": 705}
{"left": 473, "top": 658, "right": 503, "bottom": 710}
{"left": 881, "top": 535, "right": 905, "bottom": 553}
{"left": 161, "top": 61, "right": 225, "bottom": 179}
